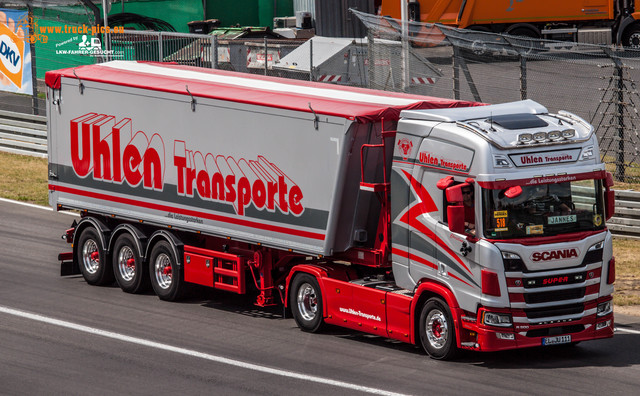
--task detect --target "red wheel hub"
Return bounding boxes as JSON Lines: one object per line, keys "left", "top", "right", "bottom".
{"left": 126, "top": 258, "right": 135, "bottom": 268}
{"left": 91, "top": 251, "right": 99, "bottom": 261}
{"left": 432, "top": 320, "right": 442, "bottom": 338}
{"left": 163, "top": 265, "right": 172, "bottom": 276}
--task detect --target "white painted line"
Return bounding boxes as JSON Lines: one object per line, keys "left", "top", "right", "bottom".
{"left": 616, "top": 327, "right": 640, "bottom": 335}
{"left": 0, "top": 305, "right": 410, "bottom": 396}
{"left": 0, "top": 197, "right": 78, "bottom": 216}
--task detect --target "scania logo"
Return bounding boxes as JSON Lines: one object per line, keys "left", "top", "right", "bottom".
{"left": 531, "top": 248, "right": 579, "bottom": 262}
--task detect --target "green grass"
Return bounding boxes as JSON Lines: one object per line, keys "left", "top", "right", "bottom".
{"left": 0, "top": 151, "right": 48, "bottom": 206}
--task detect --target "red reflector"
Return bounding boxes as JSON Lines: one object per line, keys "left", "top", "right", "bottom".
{"left": 607, "top": 257, "right": 615, "bottom": 284}
{"left": 482, "top": 269, "right": 501, "bottom": 297}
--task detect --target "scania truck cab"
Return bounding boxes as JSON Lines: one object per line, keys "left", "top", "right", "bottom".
{"left": 389, "top": 99, "right": 615, "bottom": 356}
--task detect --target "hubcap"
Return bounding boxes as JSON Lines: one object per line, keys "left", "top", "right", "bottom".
{"left": 426, "top": 309, "right": 448, "bottom": 350}
{"left": 117, "top": 246, "right": 136, "bottom": 282}
{"left": 296, "top": 282, "right": 318, "bottom": 321}
{"left": 154, "top": 253, "right": 172, "bottom": 290}
{"left": 629, "top": 33, "right": 640, "bottom": 49}
{"left": 81, "top": 239, "right": 99, "bottom": 274}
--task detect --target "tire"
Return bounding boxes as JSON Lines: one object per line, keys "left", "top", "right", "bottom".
{"left": 290, "top": 273, "right": 325, "bottom": 333}
{"left": 623, "top": 26, "right": 640, "bottom": 49}
{"left": 149, "top": 240, "right": 185, "bottom": 301}
{"left": 77, "top": 226, "right": 114, "bottom": 286}
{"left": 112, "top": 233, "right": 150, "bottom": 294}
{"left": 419, "top": 297, "right": 458, "bottom": 360}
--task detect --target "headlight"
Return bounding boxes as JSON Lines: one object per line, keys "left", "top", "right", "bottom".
{"left": 483, "top": 312, "right": 513, "bottom": 327}
{"left": 597, "top": 301, "right": 612, "bottom": 317}
{"left": 581, "top": 146, "right": 594, "bottom": 160}
{"left": 502, "top": 251, "right": 525, "bottom": 272}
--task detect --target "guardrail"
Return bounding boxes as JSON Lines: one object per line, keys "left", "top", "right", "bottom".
{"left": 0, "top": 110, "right": 47, "bottom": 158}
{"left": 609, "top": 190, "right": 640, "bottom": 240}
{"left": 1, "top": 111, "right": 638, "bottom": 239}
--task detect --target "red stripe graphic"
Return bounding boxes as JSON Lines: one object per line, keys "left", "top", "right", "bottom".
{"left": 393, "top": 247, "right": 472, "bottom": 287}
{"left": 399, "top": 169, "right": 472, "bottom": 275}
{"left": 50, "top": 184, "right": 326, "bottom": 241}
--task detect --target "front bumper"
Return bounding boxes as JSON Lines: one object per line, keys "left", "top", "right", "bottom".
{"left": 455, "top": 304, "right": 614, "bottom": 352}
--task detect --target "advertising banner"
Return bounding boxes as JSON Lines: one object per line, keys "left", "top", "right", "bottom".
{"left": 0, "top": 8, "right": 32, "bottom": 95}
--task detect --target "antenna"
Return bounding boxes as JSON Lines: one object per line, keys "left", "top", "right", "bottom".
{"left": 488, "top": 111, "right": 496, "bottom": 132}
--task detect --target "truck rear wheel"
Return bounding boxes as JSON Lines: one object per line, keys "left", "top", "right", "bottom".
{"left": 113, "top": 233, "right": 149, "bottom": 294}
{"left": 419, "top": 298, "right": 458, "bottom": 360}
{"left": 149, "top": 240, "right": 184, "bottom": 301}
{"left": 77, "top": 226, "right": 113, "bottom": 285}
{"left": 290, "top": 273, "right": 325, "bottom": 333}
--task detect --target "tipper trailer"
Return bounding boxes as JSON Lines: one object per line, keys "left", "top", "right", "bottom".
{"left": 47, "top": 61, "right": 615, "bottom": 359}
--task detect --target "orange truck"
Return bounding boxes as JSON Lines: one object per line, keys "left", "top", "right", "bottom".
{"left": 380, "top": 0, "right": 640, "bottom": 48}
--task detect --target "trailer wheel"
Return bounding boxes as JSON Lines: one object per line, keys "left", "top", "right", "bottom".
{"left": 149, "top": 240, "right": 184, "bottom": 301}
{"left": 77, "top": 226, "right": 113, "bottom": 285}
{"left": 419, "top": 298, "right": 458, "bottom": 360}
{"left": 113, "top": 233, "right": 149, "bottom": 294}
{"left": 290, "top": 274, "right": 325, "bottom": 333}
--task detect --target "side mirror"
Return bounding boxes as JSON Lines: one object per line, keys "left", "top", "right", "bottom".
{"left": 447, "top": 205, "right": 465, "bottom": 234}
{"left": 437, "top": 176, "right": 455, "bottom": 190}
{"left": 445, "top": 183, "right": 466, "bottom": 202}
{"left": 605, "top": 189, "right": 615, "bottom": 220}
{"left": 605, "top": 171, "right": 614, "bottom": 188}
{"left": 604, "top": 171, "right": 615, "bottom": 220}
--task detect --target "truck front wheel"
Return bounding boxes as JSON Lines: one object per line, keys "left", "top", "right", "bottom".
{"left": 149, "top": 240, "right": 184, "bottom": 301}
{"left": 290, "top": 273, "right": 325, "bottom": 333}
{"left": 623, "top": 26, "right": 640, "bottom": 49}
{"left": 113, "top": 233, "right": 149, "bottom": 294}
{"left": 419, "top": 298, "right": 458, "bottom": 360}
{"left": 77, "top": 226, "right": 113, "bottom": 285}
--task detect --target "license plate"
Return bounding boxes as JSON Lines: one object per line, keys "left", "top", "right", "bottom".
{"left": 542, "top": 335, "right": 572, "bottom": 346}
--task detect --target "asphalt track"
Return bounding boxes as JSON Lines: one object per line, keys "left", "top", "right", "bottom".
{"left": 1, "top": 198, "right": 639, "bottom": 395}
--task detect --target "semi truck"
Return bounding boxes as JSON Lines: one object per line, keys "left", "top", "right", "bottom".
{"left": 47, "top": 60, "right": 615, "bottom": 359}
{"left": 381, "top": 0, "right": 640, "bottom": 47}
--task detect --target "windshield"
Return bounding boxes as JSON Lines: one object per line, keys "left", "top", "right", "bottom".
{"left": 482, "top": 180, "right": 605, "bottom": 239}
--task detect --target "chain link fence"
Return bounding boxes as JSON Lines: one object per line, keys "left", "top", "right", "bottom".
{"left": 352, "top": 9, "right": 640, "bottom": 184}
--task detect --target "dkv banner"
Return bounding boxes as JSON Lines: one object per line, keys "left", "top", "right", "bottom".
{"left": 0, "top": 8, "right": 33, "bottom": 95}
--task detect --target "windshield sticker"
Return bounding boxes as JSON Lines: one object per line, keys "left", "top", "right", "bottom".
{"left": 495, "top": 227, "right": 509, "bottom": 232}
{"left": 527, "top": 225, "right": 544, "bottom": 235}
{"left": 495, "top": 217, "right": 507, "bottom": 229}
{"left": 593, "top": 214, "right": 603, "bottom": 226}
{"left": 494, "top": 210, "right": 508, "bottom": 218}
{"left": 548, "top": 215, "right": 577, "bottom": 225}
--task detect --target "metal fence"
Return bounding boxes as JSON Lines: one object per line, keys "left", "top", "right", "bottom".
{"left": 3, "top": 9, "right": 640, "bottom": 184}
{"left": 352, "top": 9, "right": 640, "bottom": 184}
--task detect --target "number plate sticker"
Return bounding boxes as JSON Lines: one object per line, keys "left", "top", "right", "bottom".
{"left": 542, "top": 335, "right": 572, "bottom": 346}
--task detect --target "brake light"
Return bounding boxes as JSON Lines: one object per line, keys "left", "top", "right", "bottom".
{"left": 482, "top": 269, "right": 501, "bottom": 297}
{"left": 607, "top": 257, "right": 615, "bottom": 284}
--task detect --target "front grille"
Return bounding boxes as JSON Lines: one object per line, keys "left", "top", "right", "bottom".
{"left": 524, "top": 287, "right": 585, "bottom": 304}
{"left": 526, "top": 324, "right": 585, "bottom": 338}
{"left": 525, "top": 303, "right": 584, "bottom": 319}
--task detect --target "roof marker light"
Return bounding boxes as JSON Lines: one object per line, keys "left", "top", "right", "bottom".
{"left": 518, "top": 133, "right": 533, "bottom": 144}
{"left": 562, "top": 129, "right": 576, "bottom": 138}
{"left": 533, "top": 132, "right": 547, "bottom": 142}
{"left": 547, "top": 130, "right": 562, "bottom": 140}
